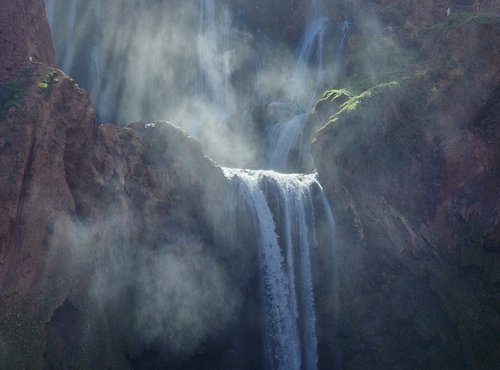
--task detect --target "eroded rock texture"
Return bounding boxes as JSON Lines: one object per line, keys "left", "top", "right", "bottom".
{"left": 312, "top": 13, "right": 500, "bottom": 369}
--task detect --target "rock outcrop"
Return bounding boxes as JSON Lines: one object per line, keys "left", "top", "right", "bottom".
{"left": 312, "top": 10, "right": 500, "bottom": 369}
{"left": 0, "top": 61, "right": 239, "bottom": 367}
{"left": 0, "top": 1, "right": 245, "bottom": 368}
{"left": 0, "top": 0, "right": 56, "bottom": 83}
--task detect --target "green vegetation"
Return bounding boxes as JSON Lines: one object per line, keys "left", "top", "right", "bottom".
{"left": 342, "top": 81, "right": 400, "bottom": 111}
{"left": 316, "top": 79, "right": 426, "bottom": 176}
{"left": 326, "top": 81, "right": 401, "bottom": 125}
{"left": 315, "top": 88, "right": 353, "bottom": 107}
{"left": 37, "top": 81, "right": 49, "bottom": 90}
{"left": 37, "top": 70, "right": 59, "bottom": 96}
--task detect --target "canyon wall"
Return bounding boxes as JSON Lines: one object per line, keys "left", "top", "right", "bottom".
{"left": 0, "top": 0, "right": 499, "bottom": 368}
{"left": 312, "top": 5, "right": 500, "bottom": 368}
{"left": 1, "top": 2, "right": 252, "bottom": 368}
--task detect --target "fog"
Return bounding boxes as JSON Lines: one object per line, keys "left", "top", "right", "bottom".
{"left": 29, "top": 0, "right": 500, "bottom": 367}
{"left": 44, "top": 0, "right": 352, "bottom": 169}
{"left": 42, "top": 0, "right": 351, "bottom": 363}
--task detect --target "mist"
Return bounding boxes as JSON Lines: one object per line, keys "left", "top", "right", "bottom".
{"left": 40, "top": 0, "right": 350, "bottom": 364}
{"left": 41, "top": 201, "right": 242, "bottom": 365}
{"left": 37, "top": 0, "right": 485, "bottom": 368}
{"left": 0, "top": 0, "right": 494, "bottom": 368}
{"left": 44, "top": 0, "right": 352, "bottom": 169}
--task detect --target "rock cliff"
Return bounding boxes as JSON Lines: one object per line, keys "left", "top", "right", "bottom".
{"left": 0, "top": 61, "right": 242, "bottom": 367}
{"left": 1, "top": 1, "right": 246, "bottom": 368}
{"left": 312, "top": 7, "right": 500, "bottom": 369}
{"left": 1, "top": 0, "right": 500, "bottom": 368}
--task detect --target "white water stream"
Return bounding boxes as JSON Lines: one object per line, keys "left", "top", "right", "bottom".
{"left": 61, "top": 0, "right": 78, "bottom": 73}
{"left": 223, "top": 168, "right": 335, "bottom": 370}
{"left": 197, "top": 0, "right": 232, "bottom": 118}
{"left": 265, "top": 0, "right": 329, "bottom": 171}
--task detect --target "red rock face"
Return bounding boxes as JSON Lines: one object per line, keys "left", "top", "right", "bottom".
{"left": 0, "top": 62, "right": 228, "bottom": 366}
{"left": 0, "top": 2, "right": 229, "bottom": 366}
{"left": 0, "top": 67, "right": 95, "bottom": 295}
{"left": 0, "top": 0, "right": 56, "bottom": 83}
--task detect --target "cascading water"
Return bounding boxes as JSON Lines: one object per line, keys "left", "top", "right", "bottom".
{"left": 222, "top": 168, "right": 335, "bottom": 370}
{"left": 197, "top": 0, "right": 217, "bottom": 99}
{"left": 265, "top": 1, "right": 351, "bottom": 172}
{"left": 43, "top": 3, "right": 340, "bottom": 366}
{"left": 335, "top": 20, "right": 351, "bottom": 67}
{"left": 265, "top": 0, "right": 330, "bottom": 172}
{"left": 288, "top": 16, "right": 329, "bottom": 106}
{"left": 44, "top": 0, "right": 107, "bottom": 120}
{"left": 45, "top": 0, "right": 56, "bottom": 25}
{"left": 89, "top": 2, "right": 103, "bottom": 118}
{"left": 43, "top": 0, "right": 347, "bottom": 168}
{"left": 308, "top": 0, "right": 323, "bottom": 20}
{"left": 266, "top": 113, "right": 309, "bottom": 171}
{"left": 197, "top": 0, "right": 232, "bottom": 118}
{"left": 265, "top": 13, "right": 329, "bottom": 171}
{"left": 332, "top": 20, "right": 351, "bottom": 82}
{"left": 61, "top": 0, "right": 78, "bottom": 73}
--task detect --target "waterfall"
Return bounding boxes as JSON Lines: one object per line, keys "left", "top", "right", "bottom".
{"left": 41, "top": 3, "right": 341, "bottom": 366}
{"left": 221, "top": 7, "right": 232, "bottom": 115}
{"left": 197, "top": 0, "right": 232, "bottom": 117}
{"left": 308, "top": 0, "right": 323, "bottom": 20}
{"left": 61, "top": 0, "right": 78, "bottom": 73}
{"left": 222, "top": 168, "right": 335, "bottom": 370}
{"left": 335, "top": 20, "right": 351, "bottom": 66}
{"left": 45, "top": 0, "right": 56, "bottom": 25}
{"left": 332, "top": 20, "right": 351, "bottom": 81}
{"left": 44, "top": 0, "right": 79, "bottom": 75}
{"left": 265, "top": 3, "right": 352, "bottom": 172}
{"left": 84, "top": 1, "right": 102, "bottom": 119}
{"left": 90, "top": 42, "right": 102, "bottom": 118}
{"left": 265, "top": 0, "right": 330, "bottom": 171}
{"left": 289, "top": 0, "right": 329, "bottom": 108}
{"left": 197, "top": 0, "right": 217, "bottom": 100}
{"left": 288, "top": 16, "right": 329, "bottom": 106}
{"left": 266, "top": 113, "right": 309, "bottom": 172}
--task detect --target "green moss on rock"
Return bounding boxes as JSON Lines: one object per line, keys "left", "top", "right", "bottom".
{"left": 316, "top": 88, "right": 353, "bottom": 107}
{"left": 319, "top": 81, "right": 401, "bottom": 130}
